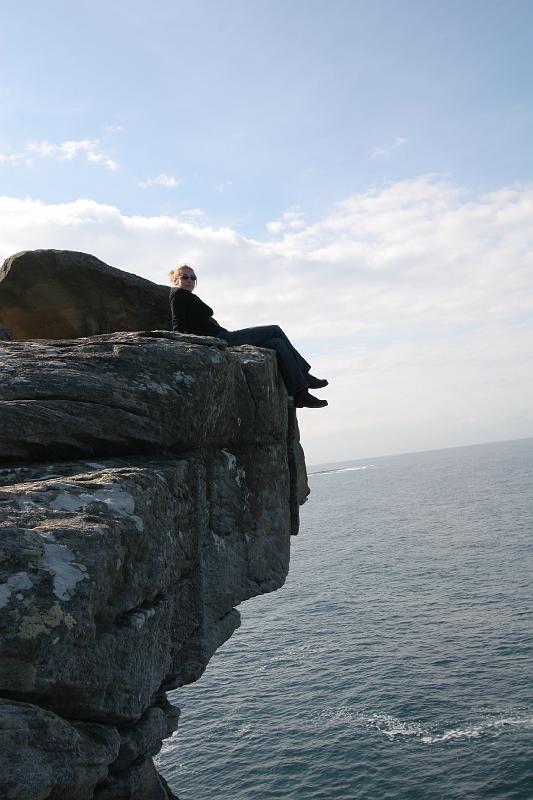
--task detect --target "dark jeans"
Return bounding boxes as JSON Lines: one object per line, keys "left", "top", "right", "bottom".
{"left": 216, "top": 324, "right": 311, "bottom": 395}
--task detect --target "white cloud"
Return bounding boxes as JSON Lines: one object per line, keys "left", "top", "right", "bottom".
{"left": 22, "top": 139, "right": 119, "bottom": 170}
{"left": 27, "top": 141, "right": 58, "bottom": 157}
{"left": 0, "top": 154, "right": 21, "bottom": 165}
{"left": 370, "top": 135, "right": 409, "bottom": 159}
{"left": 86, "top": 151, "right": 119, "bottom": 170}
{"left": 178, "top": 208, "right": 205, "bottom": 220}
{"left": 137, "top": 174, "right": 180, "bottom": 188}
{"left": 1, "top": 175, "right": 532, "bottom": 463}
{"left": 266, "top": 208, "right": 306, "bottom": 234}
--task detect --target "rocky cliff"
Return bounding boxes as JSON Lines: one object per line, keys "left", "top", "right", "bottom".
{"left": 0, "top": 252, "right": 309, "bottom": 799}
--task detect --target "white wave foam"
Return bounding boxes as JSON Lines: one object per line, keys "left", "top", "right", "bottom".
{"left": 319, "top": 708, "right": 533, "bottom": 745}
{"left": 309, "top": 465, "right": 376, "bottom": 476}
{"left": 421, "top": 715, "right": 533, "bottom": 744}
{"left": 360, "top": 712, "right": 427, "bottom": 740}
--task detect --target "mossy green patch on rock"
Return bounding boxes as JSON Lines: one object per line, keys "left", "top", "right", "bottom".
{"left": 13, "top": 601, "right": 77, "bottom": 640}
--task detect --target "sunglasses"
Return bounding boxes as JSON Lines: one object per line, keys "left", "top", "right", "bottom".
{"left": 179, "top": 274, "right": 197, "bottom": 281}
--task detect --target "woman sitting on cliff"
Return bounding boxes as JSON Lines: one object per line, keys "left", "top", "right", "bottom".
{"left": 169, "top": 264, "right": 328, "bottom": 408}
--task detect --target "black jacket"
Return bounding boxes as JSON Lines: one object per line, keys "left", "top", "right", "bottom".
{"left": 169, "top": 288, "right": 224, "bottom": 336}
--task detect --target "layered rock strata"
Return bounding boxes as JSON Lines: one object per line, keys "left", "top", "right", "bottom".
{"left": 0, "top": 331, "right": 309, "bottom": 799}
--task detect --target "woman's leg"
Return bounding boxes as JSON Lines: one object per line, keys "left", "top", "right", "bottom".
{"left": 261, "top": 336, "right": 308, "bottom": 395}
{"left": 218, "top": 325, "right": 311, "bottom": 395}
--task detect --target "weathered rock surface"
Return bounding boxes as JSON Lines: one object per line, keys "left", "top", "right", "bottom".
{"left": 0, "top": 329, "right": 309, "bottom": 798}
{"left": 0, "top": 698, "right": 121, "bottom": 800}
{"left": 0, "top": 450, "right": 292, "bottom": 721}
{"left": 0, "top": 331, "right": 285, "bottom": 462}
{"left": 0, "top": 250, "right": 171, "bottom": 340}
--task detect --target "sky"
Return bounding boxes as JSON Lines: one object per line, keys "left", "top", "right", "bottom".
{"left": 1, "top": 0, "right": 532, "bottom": 464}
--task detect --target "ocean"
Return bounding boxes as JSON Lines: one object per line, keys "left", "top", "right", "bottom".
{"left": 157, "top": 437, "right": 533, "bottom": 800}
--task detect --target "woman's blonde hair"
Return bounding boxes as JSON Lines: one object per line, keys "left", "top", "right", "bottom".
{"left": 169, "top": 263, "right": 196, "bottom": 285}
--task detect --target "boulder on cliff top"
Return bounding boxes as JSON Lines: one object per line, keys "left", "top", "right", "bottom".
{"left": 0, "top": 249, "right": 171, "bottom": 339}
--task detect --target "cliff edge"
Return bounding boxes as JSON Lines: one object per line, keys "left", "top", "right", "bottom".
{"left": 0, "top": 262, "right": 309, "bottom": 798}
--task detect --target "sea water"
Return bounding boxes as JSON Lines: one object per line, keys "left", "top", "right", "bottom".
{"left": 157, "top": 438, "right": 533, "bottom": 800}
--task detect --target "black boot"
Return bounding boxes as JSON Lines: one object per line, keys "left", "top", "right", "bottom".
{"left": 307, "top": 373, "right": 329, "bottom": 389}
{"left": 294, "top": 389, "right": 328, "bottom": 408}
